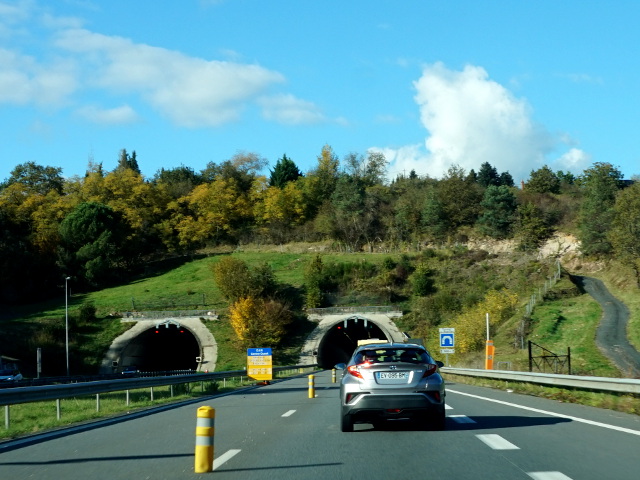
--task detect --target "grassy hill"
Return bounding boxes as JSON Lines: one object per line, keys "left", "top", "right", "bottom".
{"left": 1, "top": 241, "right": 638, "bottom": 380}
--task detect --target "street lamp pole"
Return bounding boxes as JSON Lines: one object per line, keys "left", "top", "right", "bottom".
{"left": 65, "top": 276, "right": 71, "bottom": 377}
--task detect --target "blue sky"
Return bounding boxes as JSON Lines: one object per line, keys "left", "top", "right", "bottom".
{"left": 2, "top": 0, "right": 639, "bottom": 184}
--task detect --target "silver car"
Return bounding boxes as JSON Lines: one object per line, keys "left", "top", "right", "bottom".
{"left": 335, "top": 342, "right": 446, "bottom": 432}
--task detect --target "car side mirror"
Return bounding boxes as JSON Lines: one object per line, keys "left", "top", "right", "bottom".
{"left": 436, "top": 361, "right": 444, "bottom": 368}
{"left": 334, "top": 363, "right": 347, "bottom": 370}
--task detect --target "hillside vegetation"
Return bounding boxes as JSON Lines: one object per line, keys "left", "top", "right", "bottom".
{"left": 2, "top": 238, "right": 637, "bottom": 381}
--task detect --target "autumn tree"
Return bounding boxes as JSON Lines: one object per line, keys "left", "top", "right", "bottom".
{"left": 229, "top": 296, "right": 292, "bottom": 347}
{"left": 212, "top": 257, "right": 278, "bottom": 303}
{"left": 514, "top": 202, "right": 552, "bottom": 251}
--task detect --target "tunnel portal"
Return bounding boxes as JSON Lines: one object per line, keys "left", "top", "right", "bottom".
{"left": 119, "top": 322, "right": 200, "bottom": 372}
{"left": 316, "top": 316, "right": 389, "bottom": 369}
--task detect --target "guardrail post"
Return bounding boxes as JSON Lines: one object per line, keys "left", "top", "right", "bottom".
{"left": 331, "top": 369, "right": 336, "bottom": 383}
{"left": 308, "top": 374, "right": 315, "bottom": 398}
{"left": 4, "top": 405, "right": 9, "bottom": 429}
{"left": 194, "top": 406, "right": 215, "bottom": 473}
{"left": 56, "top": 399, "right": 61, "bottom": 420}
{"left": 96, "top": 394, "right": 100, "bottom": 412}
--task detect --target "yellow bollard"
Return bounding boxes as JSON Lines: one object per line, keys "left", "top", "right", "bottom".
{"left": 194, "top": 406, "right": 215, "bottom": 473}
{"left": 308, "top": 374, "right": 315, "bottom": 398}
{"left": 331, "top": 369, "right": 336, "bottom": 383}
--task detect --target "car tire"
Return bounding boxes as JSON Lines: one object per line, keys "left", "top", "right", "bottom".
{"left": 341, "top": 413, "right": 354, "bottom": 432}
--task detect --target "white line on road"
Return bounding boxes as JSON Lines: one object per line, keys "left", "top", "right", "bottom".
{"left": 528, "top": 472, "right": 573, "bottom": 480}
{"left": 445, "top": 403, "right": 453, "bottom": 410}
{"left": 448, "top": 388, "right": 640, "bottom": 436}
{"left": 213, "top": 449, "right": 241, "bottom": 470}
{"left": 449, "top": 415, "right": 476, "bottom": 423}
{"left": 476, "top": 434, "right": 520, "bottom": 450}
{"left": 282, "top": 409, "right": 296, "bottom": 417}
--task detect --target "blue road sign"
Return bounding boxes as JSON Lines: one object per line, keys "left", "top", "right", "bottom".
{"left": 440, "top": 333, "right": 454, "bottom": 348}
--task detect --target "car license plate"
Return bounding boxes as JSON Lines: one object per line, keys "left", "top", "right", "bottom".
{"left": 379, "top": 372, "right": 409, "bottom": 380}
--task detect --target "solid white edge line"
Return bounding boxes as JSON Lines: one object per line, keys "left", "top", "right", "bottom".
{"left": 213, "top": 449, "right": 241, "bottom": 470}
{"left": 448, "top": 388, "right": 640, "bottom": 436}
{"left": 282, "top": 409, "right": 296, "bottom": 417}
{"left": 476, "top": 433, "right": 520, "bottom": 450}
{"left": 445, "top": 403, "right": 453, "bottom": 410}
{"left": 527, "top": 472, "right": 573, "bottom": 480}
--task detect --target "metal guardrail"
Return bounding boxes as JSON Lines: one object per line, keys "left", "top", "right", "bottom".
{"left": 0, "top": 364, "right": 318, "bottom": 407}
{"left": 441, "top": 367, "right": 640, "bottom": 394}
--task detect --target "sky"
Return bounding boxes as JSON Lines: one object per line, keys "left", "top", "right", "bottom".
{"left": 2, "top": 0, "right": 640, "bottom": 184}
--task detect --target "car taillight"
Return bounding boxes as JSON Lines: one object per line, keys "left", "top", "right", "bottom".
{"left": 347, "top": 365, "right": 363, "bottom": 379}
{"left": 421, "top": 364, "right": 438, "bottom": 378}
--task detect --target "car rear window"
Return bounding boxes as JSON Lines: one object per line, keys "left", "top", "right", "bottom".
{"left": 355, "top": 348, "right": 431, "bottom": 364}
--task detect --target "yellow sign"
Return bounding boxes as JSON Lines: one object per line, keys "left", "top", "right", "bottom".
{"left": 247, "top": 348, "right": 273, "bottom": 381}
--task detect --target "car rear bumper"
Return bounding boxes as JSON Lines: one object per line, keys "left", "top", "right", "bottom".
{"left": 343, "top": 392, "right": 444, "bottom": 421}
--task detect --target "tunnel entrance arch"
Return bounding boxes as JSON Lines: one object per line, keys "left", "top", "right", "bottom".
{"left": 101, "top": 317, "right": 218, "bottom": 374}
{"left": 300, "top": 308, "right": 405, "bottom": 369}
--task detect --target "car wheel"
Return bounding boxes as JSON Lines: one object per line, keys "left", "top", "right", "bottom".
{"left": 341, "top": 413, "right": 354, "bottom": 432}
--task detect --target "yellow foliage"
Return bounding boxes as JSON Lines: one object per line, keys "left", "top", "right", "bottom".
{"left": 449, "top": 289, "right": 519, "bottom": 353}
{"left": 229, "top": 296, "right": 292, "bottom": 348}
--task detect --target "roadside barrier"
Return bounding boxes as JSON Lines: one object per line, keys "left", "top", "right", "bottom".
{"left": 331, "top": 369, "right": 336, "bottom": 383}
{"left": 194, "top": 406, "right": 215, "bottom": 473}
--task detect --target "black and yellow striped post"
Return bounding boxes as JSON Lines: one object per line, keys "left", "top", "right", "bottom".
{"left": 308, "top": 374, "right": 315, "bottom": 398}
{"left": 195, "top": 406, "right": 215, "bottom": 473}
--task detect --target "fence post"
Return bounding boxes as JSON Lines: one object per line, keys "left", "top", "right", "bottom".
{"left": 194, "top": 406, "right": 215, "bottom": 473}
{"left": 4, "top": 405, "right": 9, "bottom": 429}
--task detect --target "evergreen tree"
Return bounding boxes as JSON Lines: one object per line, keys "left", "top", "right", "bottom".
{"left": 578, "top": 162, "right": 623, "bottom": 256}
{"left": 477, "top": 162, "right": 500, "bottom": 188}
{"left": 527, "top": 166, "right": 560, "bottom": 194}
{"left": 269, "top": 154, "right": 302, "bottom": 188}
{"left": 477, "top": 185, "right": 517, "bottom": 238}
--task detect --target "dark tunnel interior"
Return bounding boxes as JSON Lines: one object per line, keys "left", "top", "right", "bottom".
{"left": 120, "top": 324, "right": 200, "bottom": 372}
{"left": 316, "top": 317, "right": 388, "bottom": 369}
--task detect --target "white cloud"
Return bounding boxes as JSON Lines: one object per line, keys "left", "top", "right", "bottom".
{"left": 76, "top": 104, "right": 139, "bottom": 125}
{"left": 0, "top": 48, "right": 77, "bottom": 106}
{"left": 377, "top": 62, "right": 586, "bottom": 182}
{"left": 54, "top": 28, "right": 287, "bottom": 127}
{"left": 258, "top": 93, "right": 325, "bottom": 125}
{"left": 555, "top": 147, "right": 591, "bottom": 172}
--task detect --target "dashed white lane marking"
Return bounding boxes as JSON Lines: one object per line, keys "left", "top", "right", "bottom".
{"left": 282, "top": 409, "right": 296, "bottom": 417}
{"left": 449, "top": 415, "right": 476, "bottom": 423}
{"left": 213, "top": 449, "right": 241, "bottom": 470}
{"left": 448, "top": 388, "right": 640, "bottom": 436}
{"left": 476, "top": 434, "right": 519, "bottom": 450}
{"left": 527, "top": 472, "right": 573, "bottom": 480}
{"left": 445, "top": 403, "right": 453, "bottom": 410}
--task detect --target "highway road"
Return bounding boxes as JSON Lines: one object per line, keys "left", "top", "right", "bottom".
{"left": 1, "top": 370, "right": 640, "bottom": 479}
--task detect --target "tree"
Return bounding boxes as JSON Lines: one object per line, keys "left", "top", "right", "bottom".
{"left": 527, "top": 166, "right": 560, "bottom": 194}
{"left": 115, "top": 149, "right": 141, "bottom": 174}
{"left": 477, "top": 162, "right": 500, "bottom": 188}
{"left": 410, "top": 263, "right": 436, "bottom": 296}
{"left": 436, "top": 165, "right": 483, "bottom": 231}
{"left": 229, "top": 296, "right": 292, "bottom": 347}
{"left": 201, "top": 151, "right": 267, "bottom": 192}
{"left": 211, "top": 257, "right": 278, "bottom": 303}
{"left": 578, "top": 162, "right": 623, "bottom": 256}
{"left": 269, "top": 154, "right": 302, "bottom": 188}
{"left": 58, "top": 202, "right": 132, "bottom": 287}
{"left": 609, "top": 182, "right": 640, "bottom": 284}
{"left": 2, "top": 161, "right": 64, "bottom": 195}
{"left": 153, "top": 165, "right": 203, "bottom": 199}
{"left": 344, "top": 151, "right": 388, "bottom": 187}
{"left": 515, "top": 202, "right": 552, "bottom": 251}
{"left": 304, "top": 254, "right": 324, "bottom": 308}
{"left": 477, "top": 185, "right": 518, "bottom": 238}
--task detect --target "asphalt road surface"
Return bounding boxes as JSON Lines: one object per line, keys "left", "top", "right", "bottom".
{"left": 573, "top": 275, "right": 640, "bottom": 377}
{"left": 2, "top": 370, "right": 640, "bottom": 480}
